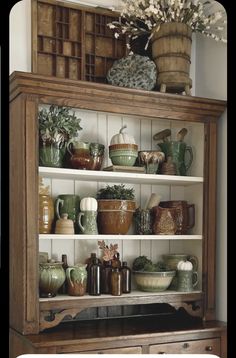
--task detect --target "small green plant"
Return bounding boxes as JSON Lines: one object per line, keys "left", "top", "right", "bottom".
{"left": 39, "top": 105, "right": 82, "bottom": 146}
{"left": 97, "top": 184, "right": 135, "bottom": 200}
{"left": 132, "top": 255, "right": 170, "bottom": 272}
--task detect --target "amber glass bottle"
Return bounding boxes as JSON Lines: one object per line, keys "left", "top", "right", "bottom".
{"left": 101, "top": 260, "right": 112, "bottom": 294}
{"left": 111, "top": 252, "right": 121, "bottom": 268}
{"left": 58, "top": 254, "right": 68, "bottom": 294}
{"left": 111, "top": 267, "right": 122, "bottom": 296}
{"left": 121, "top": 261, "right": 131, "bottom": 293}
{"left": 88, "top": 257, "right": 101, "bottom": 296}
{"left": 86, "top": 253, "right": 101, "bottom": 292}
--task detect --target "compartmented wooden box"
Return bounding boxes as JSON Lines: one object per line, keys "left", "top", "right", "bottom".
{"left": 32, "top": 0, "right": 127, "bottom": 82}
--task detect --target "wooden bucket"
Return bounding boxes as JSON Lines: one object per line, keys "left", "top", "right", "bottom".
{"left": 152, "top": 22, "right": 192, "bottom": 94}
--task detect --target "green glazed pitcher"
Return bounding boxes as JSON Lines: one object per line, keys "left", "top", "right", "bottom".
{"left": 66, "top": 264, "right": 87, "bottom": 296}
{"left": 158, "top": 141, "right": 193, "bottom": 176}
{"left": 55, "top": 194, "right": 80, "bottom": 233}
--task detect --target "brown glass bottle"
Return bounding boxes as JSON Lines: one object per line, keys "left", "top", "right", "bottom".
{"left": 111, "top": 267, "right": 122, "bottom": 296}
{"left": 86, "top": 253, "right": 101, "bottom": 292}
{"left": 101, "top": 260, "right": 112, "bottom": 294}
{"left": 121, "top": 261, "right": 131, "bottom": 293}
{"left": 58, "top": 254, "right": 68, "bottom": 294}
{"left": 88, "top": 257, "right": 101, "bottom": 296}
{"left": 111, "top": 252, "right": 121, "bottom": 268}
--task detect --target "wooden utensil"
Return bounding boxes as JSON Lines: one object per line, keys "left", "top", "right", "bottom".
{"left": 177, "top": 128, "right": 188, "bottom": 141}
{"left": 153, "top": 128, "right": 171, "bottom": 142}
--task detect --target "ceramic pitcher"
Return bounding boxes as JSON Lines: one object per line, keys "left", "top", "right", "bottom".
{"left": 66, "top": 264, "right": 87, "bottom": 296}
{"left": 158, "top": 141, "right": 193, "bottom": 176}
{"left": 78, "top": 211, "right": 98, "bottom": 234}
{"left": 55, "top": 194, "right": 80, "bottom": 233}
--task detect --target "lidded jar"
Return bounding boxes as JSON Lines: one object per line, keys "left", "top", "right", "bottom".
{"left": 55, "top": 213, "right": 74, "bottom": 234}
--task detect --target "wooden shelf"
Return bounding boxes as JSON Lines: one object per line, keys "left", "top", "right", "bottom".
{"left": 39, "top": 290, "right": 203, "bottom": 311}
{"left": 39, "top": 234, "right": 202, "bottom": 240}
{"left": 39, "top": 167, "right": 204, "bottom": 186}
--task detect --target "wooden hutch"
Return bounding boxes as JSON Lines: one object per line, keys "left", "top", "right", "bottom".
{"left": 9, "top": 71, "right": 227, "bottom": 356}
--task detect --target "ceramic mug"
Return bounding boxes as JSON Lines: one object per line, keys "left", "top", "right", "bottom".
{"left": 177, "top": 270, "right": 198, "bottom": 292}
{"left": 78, "top": 211, "right": 98, "bottom": 234}
{"left": 55, "top": 194, "right": 80, "bottom": 233}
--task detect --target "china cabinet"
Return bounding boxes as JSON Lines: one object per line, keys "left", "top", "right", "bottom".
{"left": 9, "top": 71, "right": 227, "bottom": 356}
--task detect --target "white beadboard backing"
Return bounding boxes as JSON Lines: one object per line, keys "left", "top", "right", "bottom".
{"left": 39, "top": 106, "right": 204, "bottom": 288}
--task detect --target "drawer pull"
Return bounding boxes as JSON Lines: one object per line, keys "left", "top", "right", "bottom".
{"left": 183, "top": 343, "right": 190, "bottom": 349}
{"left": 206, "top": 346, "right": 213, "bottom": 352}
{"left": 158, "top": 352, "right": 166, "bottom": 354}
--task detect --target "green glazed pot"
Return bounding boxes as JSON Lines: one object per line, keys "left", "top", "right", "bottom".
{"left": 39, "top": 143, "right": 66, "bottom": 168}
{"left": 39, "top": 262, "right": 66, "bottom": 298}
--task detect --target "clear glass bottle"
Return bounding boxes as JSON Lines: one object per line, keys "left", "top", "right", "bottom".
{"left": 58, "top": 254, "right": 68, "bottom": 294}
{"left": 121, "top": 261, "right": 131, "bottom": 293}
{"left": 88, "top": 257, "right": 101, "bottom": 296}
{"left": 101, "top": 260, "right": 112, "bottom": 294}
{"left": 111, "top": 267, "right": 122, "bottom": 296}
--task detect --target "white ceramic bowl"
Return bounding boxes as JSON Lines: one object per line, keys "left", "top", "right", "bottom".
{"left": 133, "top": 270, "right": 176, "bottom": 292}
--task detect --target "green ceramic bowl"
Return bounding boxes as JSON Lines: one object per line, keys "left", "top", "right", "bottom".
{"left": 133, "top": 270, "right": 176, "bottom": 292}
{"left": 109, "top": 149, "right": 138, "bottom": 166}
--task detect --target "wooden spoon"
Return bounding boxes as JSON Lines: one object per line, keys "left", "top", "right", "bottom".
{"left": 153, "top": 129, "right": 171, "bottom": 142}
{"left": 177, "top": 128, "right": 188, "bottom": 141}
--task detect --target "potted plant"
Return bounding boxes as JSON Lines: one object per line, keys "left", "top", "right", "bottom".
{"left": 108, "top": 0, "right": 226, "bottom": 94}
{"left": 132, "top": 255, "right": 176, "bottom": 292}
{"left": 97, "top": 184, "right": 136, "bottom": 234}
{"left": 39, "top": 104, "right": 82, "bottom": 167}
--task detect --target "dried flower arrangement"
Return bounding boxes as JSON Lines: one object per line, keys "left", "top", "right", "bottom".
{"left": 98, "top": 240, "right": 119, "bottom": 261}
{"left": 108, "top": 0, "right": 227, "bottom": 50}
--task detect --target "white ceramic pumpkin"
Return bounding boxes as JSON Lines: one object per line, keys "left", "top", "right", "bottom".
{"left": 110, "top": 125, "right": 136, "bottom": 145}
{"left": 177, "top": 260, "right": 193, "bottom": 271}
{"left": 80, "top": 197, "right": 98, "bottom": 211}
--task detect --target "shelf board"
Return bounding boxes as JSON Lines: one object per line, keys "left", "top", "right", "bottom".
{"left": 39, "top": 234, "right": 202, "bottom": 240}
{"left": 39, "top": 290, "right": 203, "bottom": 311}
{"left": 39, "top": 167, "right": 203, "bottom": 186}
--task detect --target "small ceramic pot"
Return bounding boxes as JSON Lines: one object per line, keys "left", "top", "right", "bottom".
{"left": 39, "top": 262, "right": 66, "bottom": 298}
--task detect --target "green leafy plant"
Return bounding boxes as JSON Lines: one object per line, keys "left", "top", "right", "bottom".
{"left": 132, "top": 255, "right": 170, "bottom": 272}
{"left": 97, "top": 184, "right": 135, "bottom": 200}
{"left": 39, "top": 105, "right": 83, "bottom": 146}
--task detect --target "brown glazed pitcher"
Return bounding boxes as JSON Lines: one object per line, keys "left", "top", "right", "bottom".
{"left": 160, "top": 201, "right": 195, "bottom": 234}
{"left": 152, "top": 206, "right": 178, "bottom": 235}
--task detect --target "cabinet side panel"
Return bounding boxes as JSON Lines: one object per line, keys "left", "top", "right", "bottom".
{"left": 10, "top": 95, "right": 39, "bottom": 334}
{"left": 10, "top": 96, "right": 26, "bottom": 333}
{"left": 203, "top": 121, "right": 217, "bottom": 320}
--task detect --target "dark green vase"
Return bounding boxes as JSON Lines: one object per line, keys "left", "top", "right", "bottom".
{"left": 39, "top": 143, "right": 66, "bottom": 168}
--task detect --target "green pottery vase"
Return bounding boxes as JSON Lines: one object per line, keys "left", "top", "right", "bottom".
{"left": 39, "top": 262, "right": 66, "bottom": 298}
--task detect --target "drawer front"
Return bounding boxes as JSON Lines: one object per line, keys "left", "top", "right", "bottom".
{"left": 150, "top": 338, "right": 220, "bottom": 355}
{"left": 61, "top": 346, "right": 142, "bottom": 354}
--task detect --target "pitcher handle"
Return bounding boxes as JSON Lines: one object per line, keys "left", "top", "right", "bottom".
{"left": 185, "top": 145, "right": 193, "bottom": 172}
{"left": 192, "top": 271, "right": 198, "bottom": 288}
{"left": 187, "top": 204, "right": 195, "bottom": 230}
{"left": 187, "top": 255, "right": 198, "bottom": 271}
{"left": 78, "top": 212, "right": 85, "bottom": 233}
{"left": 55, "top": 198, "right": 64, "bottom": 219}
{"left": 66, "top": 267, "right": 74, "bottom": 288}
{"left": 66, "top": 139, "right": 74, "bottom": 156}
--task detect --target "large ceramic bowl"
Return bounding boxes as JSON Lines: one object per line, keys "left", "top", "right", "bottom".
{"left": 133, "top": 270, "right": 176, "bottom": 292}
